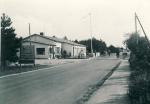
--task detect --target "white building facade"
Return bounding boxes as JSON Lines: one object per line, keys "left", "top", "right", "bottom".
{"left": 50, "top": 36, "right": 86, "bottom": 58}
{"left": 22, "top": 34, "right": 86, "bottom": 59}
{"left": 61, "top": 42, "right": 86, "bottom": 58}
{"left": 22, "top": 34, "right": 61, "bottom": 59}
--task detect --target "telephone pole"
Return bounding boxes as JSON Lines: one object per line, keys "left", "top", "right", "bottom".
{"left": 89, "top": 13, "right": 93, "bottom": 54}
{"left": 135, "top": 13, "right": 138, "bottom": 44}
{"left": 135, "top": 13, "right": 137, "bottom": 33}
{"left": 81, "top": 13, "right": 94, "bottom": 54}
{"left": 29, "top": 23, "right": 32, "bottom": 46}
{"left": 135, "top": 13, "right": 150, "bottom": 44}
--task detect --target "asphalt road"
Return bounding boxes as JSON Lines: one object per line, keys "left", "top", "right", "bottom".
{"left": 0, "top": 58, "right": 120, "bottom": 104}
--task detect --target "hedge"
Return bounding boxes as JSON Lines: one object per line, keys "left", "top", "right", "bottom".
{"left": 125, "top": 33, "right": 150, "bottom": 104}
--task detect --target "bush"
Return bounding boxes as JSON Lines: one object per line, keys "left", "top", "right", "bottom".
{"left": 129, "top": 72, "right": 150, "bottom": 104}
{"left": 125, "top": 33, "right": 150, "bottom": 104}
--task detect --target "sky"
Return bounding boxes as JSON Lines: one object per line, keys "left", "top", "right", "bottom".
{"left": 1, "top": 0, "right": 150, "bottom": 47}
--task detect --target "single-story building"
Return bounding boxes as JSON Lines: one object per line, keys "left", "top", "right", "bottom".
{"left": 22, "top": 33, "right": 61, "bottom": 59}
{"left": 22, "top": 33, "right": 86, "bottom": 59}
{"left": 48, "top": 36, "right": 86, "bottom": 58}
{"left": 61, "top": 40, "right": 86, "bottom": 58}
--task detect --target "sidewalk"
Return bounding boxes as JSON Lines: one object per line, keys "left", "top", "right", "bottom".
{"left": 35, "top": 58, "right": 89, "bottom": 65}
{"left": 86, "top": 60, "right": 130, "bottom": 104}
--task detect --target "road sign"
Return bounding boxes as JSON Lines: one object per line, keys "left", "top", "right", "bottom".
{"left": 19, "top": 45, "right": 35, "bottom": 65}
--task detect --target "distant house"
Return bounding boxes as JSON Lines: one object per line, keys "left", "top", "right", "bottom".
{"left": 48, "top": 36, "right": 86, "bottom": 58}
{"left": 61, "top": 40, "right": 86, "bottom": 58}
{"left": 22, "top": 33, "right": 86, "bottom": 59}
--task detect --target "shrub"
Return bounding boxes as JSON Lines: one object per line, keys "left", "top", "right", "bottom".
{"left": 125, "top": 32, "right": 150, "bottom": 104}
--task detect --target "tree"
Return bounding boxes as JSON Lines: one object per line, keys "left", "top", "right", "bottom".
{"left": 74, "top": 39, "right": 79, "bottom": 43}
{"left": 79, "top": 39, "right": 91, "bottom": 53}
{"left": 1, "top": 13, "right": 22, "bottom": 69}
{"left": 124, "top": 33, "right": 139, "bottom": 53}
{"left": 108, "top": 45, "right": 118, "bottom": 53}
{"left": 63, "top": 36, "right": 68, "bottom": 40}
{"left": 62, "top": 50, "right": 67, "bottom": 58}
{"left": 79, "top": 37, "right": 107, "bottom": 54}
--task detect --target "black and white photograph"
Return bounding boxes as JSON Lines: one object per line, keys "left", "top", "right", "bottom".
{"left": 1, "top": 0, "right": 150, "bottom": 104}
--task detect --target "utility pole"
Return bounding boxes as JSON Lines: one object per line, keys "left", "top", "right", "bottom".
{"left": 81, "top": 13, "right": 94, "bottom": 54}
{"left": 135, "top": 13, "right": 149, "bottom": 44}
{"left": 29, "top": 23, "right": 32, "bottom": 46}
{"left": 135, "top": 13, "right": 138, "bottom": 33}
{"left": 89, "top": 13, "right": 93, "bottom": 54}
{"left": 135, "top": 13, "right": 139, "bottom": 44}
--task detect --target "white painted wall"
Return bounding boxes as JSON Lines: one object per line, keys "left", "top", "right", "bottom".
{"left": 22, "top": 42, "right": 49, "bottom": 59}
{"left": 62, "top": 43, "right": 86, "bottom": 58}
{"left": 54, "top": 42, "right": 61, "bottom": 56}
{"left": 23, "top": 35, "right": 62, "bottom": 59}
{"left": 61, "top": 43, "right": 73, "bottom": 56}
{"left": 73, "top": 46, "right": 86, "bottom": 58}
{"left": 22, "top": 34, "right": 86, "bottom": 59}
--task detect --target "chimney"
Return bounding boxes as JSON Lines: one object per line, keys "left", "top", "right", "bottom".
{"left": 40, "top": 32, "right": 44, "bottom": 36}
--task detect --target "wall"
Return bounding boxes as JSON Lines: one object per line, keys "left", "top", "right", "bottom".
{"left": 62, "top": 43, "right": 86, "bottom": 58}
{"left": 22, "top": 42, "right": 49, "bottom": 59}
{"left": 73, "top": 46, "right": 86, "bottom": 58}
{"left": 23, "top": 34, "right": 86, "bottom": 59}
{"left": 54, "top": 42, "right": 61, "bottom": 56}
{"left": 61, "top": 43, "right": 73, "bottom": 57}
{"left": 23, "top": 35, "right": 62, "bottom": 59}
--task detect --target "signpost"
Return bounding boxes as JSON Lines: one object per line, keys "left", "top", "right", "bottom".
{"left": 19, "top": 23, "right": 35, "bottom": 68}
{"left": 19, "top": 45, "right": 35, "bottom": 67}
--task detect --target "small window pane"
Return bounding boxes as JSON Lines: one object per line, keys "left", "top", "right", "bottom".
{"left": 36, "top": 48, "right": 45, "bottom": 55}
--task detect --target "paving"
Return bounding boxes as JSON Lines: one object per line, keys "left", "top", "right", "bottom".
{"left": 35, "top": 58, "right": 89, "bottom": 65}
{"left": 0, "top": 59, "right": 89, "bottom": 77}
{"left": 0, "top": 58, "right": 120, "bottom": 104}
{"left": 0, "top": 56, "right": 116, "bottom": 77}
{"left": 86, "top": 60, "right": 130, "bottom": 104}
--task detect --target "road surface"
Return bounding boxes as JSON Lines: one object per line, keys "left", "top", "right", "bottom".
{"left": 0, "top": 58, "right": 120, "bottom": 104}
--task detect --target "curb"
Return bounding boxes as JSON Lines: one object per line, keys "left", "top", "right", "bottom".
{"left": 76, "top": 61, "right": 122, "bottom": 104}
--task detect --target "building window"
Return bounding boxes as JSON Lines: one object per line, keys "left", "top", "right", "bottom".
{"left": 36, "top": 48, "right": 45, "bottom": 55}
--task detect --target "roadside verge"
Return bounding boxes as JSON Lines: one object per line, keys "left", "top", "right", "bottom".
{"left": 0, "top": 59, "right": 90, "bottom": 78}
{"left": 76, "top": 61, "right": 121, "bottom": 104}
